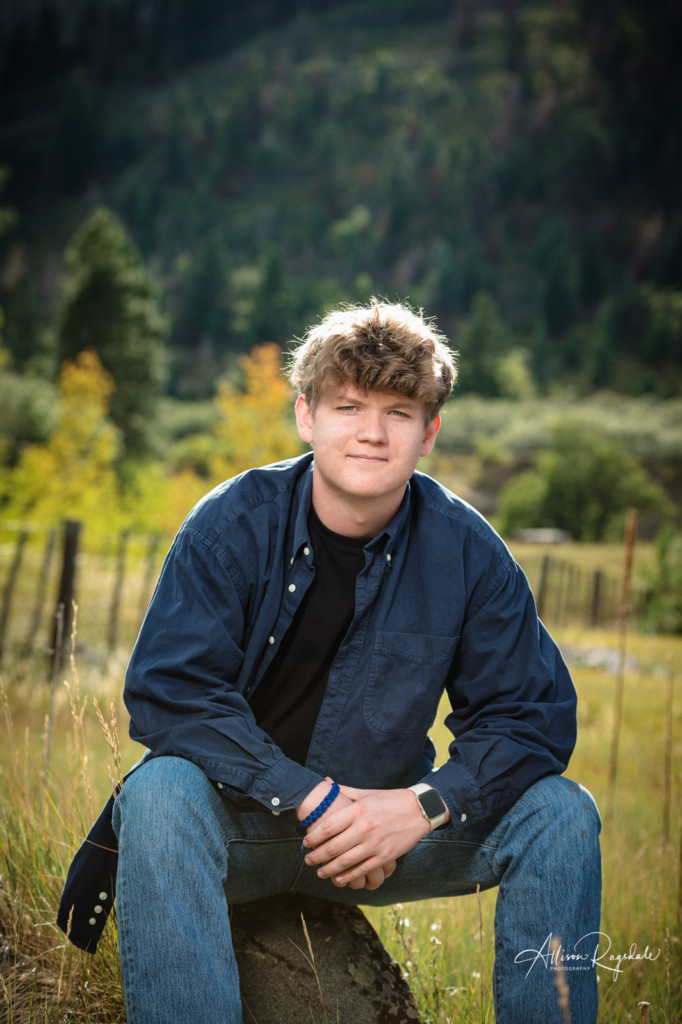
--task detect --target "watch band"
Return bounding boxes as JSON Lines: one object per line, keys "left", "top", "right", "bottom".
{"left": 408, "top": 783, "right": 448, "bottom": 831}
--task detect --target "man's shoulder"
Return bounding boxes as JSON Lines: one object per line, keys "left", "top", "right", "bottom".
{"left": 411, "top": 471, "right": 512, "bottom": 564}
{"left": 182, "top": 454, "right": 312, "bottom": 542}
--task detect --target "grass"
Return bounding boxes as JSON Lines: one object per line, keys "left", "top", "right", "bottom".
{"left": 0, "top": 625, "right": 681, "bottom": 1022}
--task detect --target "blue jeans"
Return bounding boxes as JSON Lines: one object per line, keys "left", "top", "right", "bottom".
{"left": 112, "top": 757, "right": 601, "bottom": 1024}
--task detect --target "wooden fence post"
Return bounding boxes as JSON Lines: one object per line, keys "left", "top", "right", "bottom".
{"left": 22, "top": 526, "right": 57, "bottom": 656}
{"left": 589, "top": 570, "right": 603, "bottom": 627}
{"left": 554, "top": 558, "right": 567, "bottom": 623}
{"left": 605, "top": 508, "right": 638, "bottom": 827}
{"left": 0, "top": 527, "right": 28, "bottom": 663}
{"left": 51, "top": 519, "right": 82, "bottom": 671}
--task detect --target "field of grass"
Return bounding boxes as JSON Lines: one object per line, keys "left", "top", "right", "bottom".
{"left": 1, "top": 620, "right": 680, "bottom": 1022}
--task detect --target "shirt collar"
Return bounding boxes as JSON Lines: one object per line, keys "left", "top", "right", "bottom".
{"left": 290, "top": 458, "right": 413, "bottom": 559}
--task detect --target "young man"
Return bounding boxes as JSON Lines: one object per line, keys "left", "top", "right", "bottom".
{"left": 59, "top": 299, "right": 601, "bottom": 1023}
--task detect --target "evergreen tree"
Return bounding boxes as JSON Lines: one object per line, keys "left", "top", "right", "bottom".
{"left": 249, "top": 245, "right": 295, "bottom": 346}
{"left": 174, "top": 231, "right": 230, "bottom": 353}
{"left": 54, "top": 206, "right": 168, "bottom": 461}
{"left": 456, "top": 290, "right": 507, "bottom": 396}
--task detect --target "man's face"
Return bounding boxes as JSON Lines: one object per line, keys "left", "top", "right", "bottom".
{"left": 295, "top": 384, "right": 440, "bottom": 533}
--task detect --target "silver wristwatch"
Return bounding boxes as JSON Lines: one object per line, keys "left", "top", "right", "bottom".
{"left": 408, "top": 783, "right": 448, "bottom": 830}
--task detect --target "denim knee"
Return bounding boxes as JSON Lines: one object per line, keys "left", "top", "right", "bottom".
{"left": 112, "top": 755, "right": 220, "bottom": 846}
{"left": 548, "top": 775, "right": 602, "bottom": 843}
{"left": 495, "top": 774, "right": 602, "bottom": 867}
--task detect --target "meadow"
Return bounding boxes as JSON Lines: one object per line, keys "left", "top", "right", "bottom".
{"left": 0, "top": 570, "right": 680, "bottom": 1022}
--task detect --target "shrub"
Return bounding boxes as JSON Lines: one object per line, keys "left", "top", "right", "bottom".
{"left": 640, "top": 526, "right": 682, "bottom": 634}
{"left": 497, "top": 417, "right": 672, "bottom": 540}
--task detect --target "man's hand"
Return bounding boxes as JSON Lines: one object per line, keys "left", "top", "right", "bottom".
{"left": 296, "top": 782, "right": 398, "bottom": 891}
{"left": 301, "top": 785, "right": 442, "bottom": 889}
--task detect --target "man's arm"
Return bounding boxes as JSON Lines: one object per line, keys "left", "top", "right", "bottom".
{"left": 125, "top": 526, "right": 325, "bottom": 813}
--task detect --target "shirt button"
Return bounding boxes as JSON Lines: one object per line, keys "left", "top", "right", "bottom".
{"left": 290, "top": 557, "right": 294, "bottom": 565}
{"left": 303, "top": 546, "right": 310, "bottom": 556}
{"left": 460, "top": 813, "right": 467, "bottom": 822}
{"left": 386, "top": 553, "right": 392, "bottom": 562}
{"left": 217, "top": 782, "right": 224, "bottom": 790}
{"left": 99, "top": 892, "right": 108, "bottom": 901}
{"left": 271, "top": 797, "right": 280, "bottom": 807}
{"left": 89, "top": 917, "right": 97, "bottom": 926}
{"left": 268, "top": 636, "right": 275, "bottom": 645}
{"left": 94, "top": 905, "right": 103, "bottom": 914}
{"left": 288, "top": 584, "right": 296, "bottom": 593}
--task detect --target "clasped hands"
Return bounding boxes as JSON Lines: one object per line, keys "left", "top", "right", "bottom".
{"left": 297, "top": 780, "right": 431, "bottom": 892}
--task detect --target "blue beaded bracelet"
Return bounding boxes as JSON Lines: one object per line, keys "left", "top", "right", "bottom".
{"left": 298, "top": 781, "right": 340, "bottom": 830}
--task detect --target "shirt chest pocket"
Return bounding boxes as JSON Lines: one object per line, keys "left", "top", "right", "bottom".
{"left": 363, "top": 631, "right": 459, "bottom": 738}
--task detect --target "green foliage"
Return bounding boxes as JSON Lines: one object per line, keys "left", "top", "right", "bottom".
{"left": 456, "top": 291, "right": 508, "bottom": 396}
{"left": 641, "top": 526, "right": 682, "bottom": 634}
{"left": 596, "top": 284, "right": 682, "bottom": 393}
{"left": 1, "top": 1, "right": 682, "bottom": 405}
{"left": 55, "top": 206, "right": 169, "bottom": 459}
{"left": 0, "top": 365, "right": 58, "bottom": 465}
{"left": 437, "top": 392, "right": 682, "bottom": 465}
{"left": 496, "top": 418, "right": 672, "bottom": 541}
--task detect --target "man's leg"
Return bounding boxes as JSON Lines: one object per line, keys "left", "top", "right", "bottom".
{"left": 293, "top": 774, "right": 602, "bottom": 1024}
{"left": 112, "top": 756, "right": 304, "bottom": 1024}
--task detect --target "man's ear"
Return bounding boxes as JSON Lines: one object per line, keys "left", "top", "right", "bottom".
{"left": 295, "top": 394, "right": 313, "bottom": 444}
{"left": 420, "top": 414, "right": 440, "bottom": 458}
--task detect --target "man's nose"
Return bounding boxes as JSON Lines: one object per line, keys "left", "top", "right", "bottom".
{"left": 357, "top": 412, "right": 387, "bottom": 443}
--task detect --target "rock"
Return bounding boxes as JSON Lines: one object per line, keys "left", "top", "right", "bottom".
{"left": 230, "top": 893, "right": 421, "bottom": 1024}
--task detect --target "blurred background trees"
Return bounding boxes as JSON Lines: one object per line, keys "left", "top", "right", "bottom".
{"left": 2, "top": 0, "right": 681, "bottom": 398}
{"left": 0, "top": 0, "right": 680, "bottom": 607}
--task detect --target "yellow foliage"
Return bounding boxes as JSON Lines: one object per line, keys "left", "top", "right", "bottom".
{"left": 2, "top": 350, "right": 125, "bottom": 534}
{"left": 166, "top": 467, "right": 211, "bottom": 533}
{"left": 0, "top": 344, "right": 304, "bottom": 543}
{"left": 209, "top": 343, "right": 303, "bottom": 484}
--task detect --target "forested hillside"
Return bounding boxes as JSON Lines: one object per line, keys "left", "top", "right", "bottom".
{"left": 1, "top": 0, "right": 681, "bottom": 399}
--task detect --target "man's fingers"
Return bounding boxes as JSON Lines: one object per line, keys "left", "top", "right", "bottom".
{"left": 361, "top": 866, "right": 387, "bottom": 890}
{"left": 302, "top": 802, "right": 357, "bottom": 850}
{"left": 382, "top": 858, "right": 397, "bottom": 879}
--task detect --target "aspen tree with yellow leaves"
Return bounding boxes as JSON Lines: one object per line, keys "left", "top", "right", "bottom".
{"left": 209, "top": 342, "right": 303, "bottom": 481}
{"left": 0, "top": 350, "right": 126, "bottom": 534}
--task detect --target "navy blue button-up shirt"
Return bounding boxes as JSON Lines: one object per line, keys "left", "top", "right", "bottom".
{"left": 58, "top": 452, "right": 576, "bottom": 951}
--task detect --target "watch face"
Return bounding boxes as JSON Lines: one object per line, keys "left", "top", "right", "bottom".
{"left": 419, "top": 788, "right": 446, "bottom": 819}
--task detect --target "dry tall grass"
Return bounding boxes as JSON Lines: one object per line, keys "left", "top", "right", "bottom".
{"left": 0, "top": 626, "right": 681, "bottom": 1023}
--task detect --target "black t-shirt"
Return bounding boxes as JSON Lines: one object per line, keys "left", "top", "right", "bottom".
{"left": 249, "top": 506, "right": 367, "bottom": 765}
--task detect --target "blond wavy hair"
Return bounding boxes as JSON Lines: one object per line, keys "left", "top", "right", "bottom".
{"left": 287, "top": 299, "right": 457, "bottom": 422}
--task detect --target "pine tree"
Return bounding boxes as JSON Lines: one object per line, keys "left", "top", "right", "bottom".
{"left": 54, "top": 206, "right": 168, "bottom": 461}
